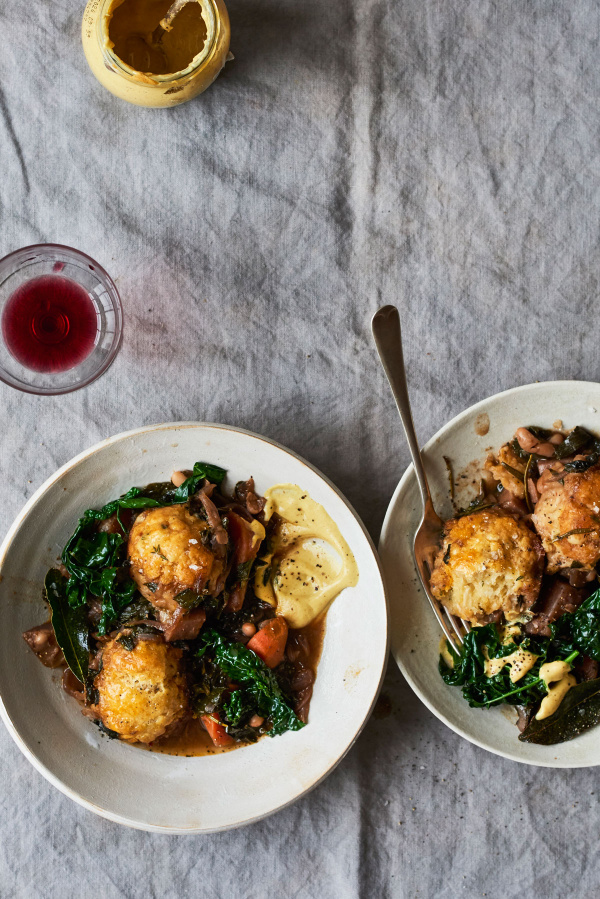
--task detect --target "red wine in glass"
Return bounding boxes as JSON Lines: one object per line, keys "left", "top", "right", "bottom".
{"left": 1, "top": 274, "right": 98, "bottom": 374}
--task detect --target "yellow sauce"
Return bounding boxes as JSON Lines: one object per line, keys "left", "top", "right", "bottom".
{"left": 536, "top": 660, "right": 577, "bottom": 720}
{"left": 253, "top": 485, "right": 359, "bottom": 629}
{"left": 109, "top": 0, "right": 207, "bottom": 75}
{"left": 248, "top": 519, "right": 266, "bottom": 552}
{"left": 500, "top": 624, "right": 522, "bottom": 642}
{"left": 484, "top": 649, "right": 538, "bottom": 683}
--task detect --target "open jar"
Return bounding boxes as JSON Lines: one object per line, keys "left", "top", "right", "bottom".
{"left": 82, "top": 0, "right": 231, "bottom": 108}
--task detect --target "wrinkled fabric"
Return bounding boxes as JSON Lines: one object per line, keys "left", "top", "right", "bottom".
{"left": 1, "top": 1, "right": 600, "bottom": 896}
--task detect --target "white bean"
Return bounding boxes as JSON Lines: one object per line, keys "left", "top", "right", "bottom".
{"left": 515, "top": 428, "right": 538, "bottom": 451}
{"left": 535, "top": 442, "right": 556, "bottom": 458}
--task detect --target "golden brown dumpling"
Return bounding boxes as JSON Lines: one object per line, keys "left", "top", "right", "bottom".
{"left": 94, "top": 637, "right": 188, "bottom": 743}
{"left": 532, "top": 464, "right": 600, "bottom": 574}
{"left": 430, "top": 507, "right": 544, "bottom": 624}
{"left": 128, "top": 504, "right": 215, "bottom": 613}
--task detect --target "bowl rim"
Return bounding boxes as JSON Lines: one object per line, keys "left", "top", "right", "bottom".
{"left": 379, "top": 378, "right": 600, "bottom": 768}
{"left": 0, "top": 420, "right": 389, "bottom": 831}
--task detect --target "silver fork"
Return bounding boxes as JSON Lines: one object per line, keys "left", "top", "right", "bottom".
{"left": 371, "top": 304, "right": 470, "bottom": 652}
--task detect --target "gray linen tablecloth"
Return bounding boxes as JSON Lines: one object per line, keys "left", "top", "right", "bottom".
{"left": 1, "top": 1, "right": 600, "bottom": 896}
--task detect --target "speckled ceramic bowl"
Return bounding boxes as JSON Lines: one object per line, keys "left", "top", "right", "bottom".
{"left": 380, "top": 380, "right": 600, "bottom": 767}
{"left": 0, "top": 423, "right": 388, "bottom": 831}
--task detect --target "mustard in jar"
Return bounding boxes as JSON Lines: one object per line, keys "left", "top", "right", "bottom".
{"left": 82, "top": 0, "right": 230, "bottom": 108}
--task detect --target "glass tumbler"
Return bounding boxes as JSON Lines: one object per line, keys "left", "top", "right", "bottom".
{"left": 0, "top": 244, "right": 123, "bottom": 395}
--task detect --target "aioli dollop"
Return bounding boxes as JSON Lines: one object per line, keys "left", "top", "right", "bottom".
{"left": 535, "top": 660, "right": 577, "bottom": 720}
{"left": 253, "top": 485, "right": 359, "bottom": 628}
{"left": 484, "top": 648, "right": 538, "bottom": 683}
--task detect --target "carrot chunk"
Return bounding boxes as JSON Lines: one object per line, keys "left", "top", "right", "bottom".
{"left": 247, "top": 617, "right": 288, "bottom": 668}
{"left": 201, "top": 713, "right": 234, "bottom": 747}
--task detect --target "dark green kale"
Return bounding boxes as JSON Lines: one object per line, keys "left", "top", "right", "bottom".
{"left": 509, "top": 425, "right": 597, "bottom": 466}
{"left": 116, "top": 622, "right": 161, "bottom": 651}
{"left": 62, "top": 526, "right": 138, "bottom": 635}
{"left": 132, "top": 463, "right": 228, "bottom": 506}
{"left": 440, "top": 624, "right": 577, "bottom": 709}
{"left": 170, "top": 462, "right": 227, "bottom": 502}
{"left": 64, "top": 488, "right": 163, "bottom": 555}
{"left": 223, "top": 689, "right": 255, "bottom": 726}
{"left": 440, "top": 587, "right": 600, "bottom": 743}
{"left": 554, "top": 426, "right": 595, "bottom": 459}
{"left": 44, "top": 569, "right": 89, "bottom": 684}
{"left": 564, "top": 455, "right": 599, "bottom": 473}
{"left": 509, "top": 427, "right": 552, "bottom": 462}
{"left": 197, "top": 629, "right": 304, "bottom": 736}
{"left": 60, "top": 487, "right": 161, "bottom": 632}
{"left": 551, "top": 589, "right": 600, "bottom": 661}
{"left": 526, "top": 426, "right": 553, "bottom": 441}
{"left": 220, "top": 689, "right": 262, "bottom": 742}
{"left": 563, "top": 449, "right": 600, "bottom": 473}
{"left": 117, "top": 633, "right": 137, "bottom": 651}
{"left": 189, "top": 651, "right": 229, "bottom": 717}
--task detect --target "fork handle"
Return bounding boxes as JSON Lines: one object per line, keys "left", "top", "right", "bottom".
{"left": 371, "top": 305, "right": 433, "bottom": 511}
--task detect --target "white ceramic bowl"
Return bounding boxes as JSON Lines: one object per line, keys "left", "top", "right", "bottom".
{"left": 0, "top": 423, "right": 388, "bottom": 831}
{"left": 380, "top": 380, "right": 600, "bottom": 768}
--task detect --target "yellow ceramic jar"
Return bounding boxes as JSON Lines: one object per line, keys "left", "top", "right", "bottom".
{"left": 82, "top": 0, "right": 230, "bottom": 108}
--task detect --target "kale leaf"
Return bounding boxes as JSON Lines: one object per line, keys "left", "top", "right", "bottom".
{"left": 189, "top": 652, "right": 229, "bottom": 717}
{"left": 61, "top": 487, "right": 160, "bottom": 596}
{"left": 551, "top": 588, "right": 600, "bottom": 661}
{"left": 439, "top": 611, "right": 600, "bottom": 743}
{"left": 223, "top": 689, "right": 255, "bottom": 726}
{"left": 563, "top": 452, "right": 600, "bottom": 473}
{"left": 45, "top": 569, "right": 89, "bottom": 684}
{"left": 117, "top": 596, "right": 155, "bottom": 625}
{"left": 197, "top": 629, "right": 304, "bottom": 736}
{"left": 554, "top": 426, "right": 595, "bottom": 459}
{"left": 60, "top": 487, "right": 159, "bottom": 632}
{"left": 170, "top": 462, "right": 227, "bottom": 502}
{"left": 64, "top": 487, "right": 162, "bottom": 555}
{"left": 440, "top": 625, "right": 514, "bottom": 689}
{"left": 62, "top": 526, "right": 137, "bottom": 634}
{"left": 440, "top": 625, "right": 575, "bottom": 709}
